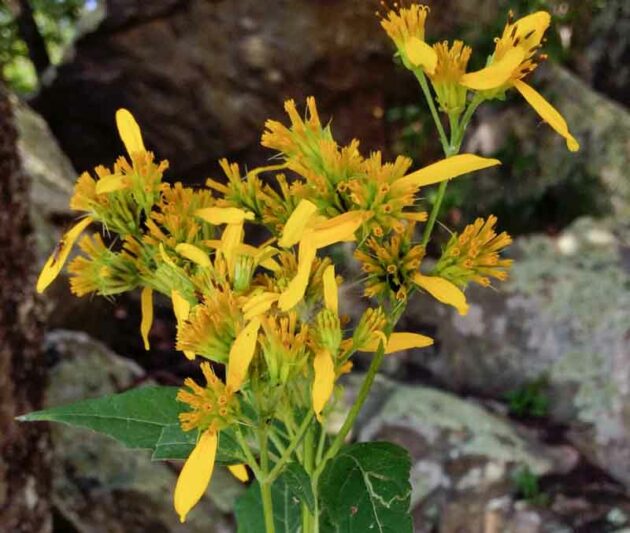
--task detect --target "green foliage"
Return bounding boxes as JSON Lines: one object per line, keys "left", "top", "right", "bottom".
{"left": 505, "top": 377, "right": 550, "bottom": 418}
{"left": 0, "top": 0, "right": 90, "bottom": 93}
{"left": 235, "top": 475, "right": 303, "bottom": 533}
{"left": 318, "top": 442, "right": 413, "bottom": 532}
{"left": 512, "top": 466, "right": 549, "bottom": 506}
{"left": 18, "top": 385, "right": 246, "bottom": 464}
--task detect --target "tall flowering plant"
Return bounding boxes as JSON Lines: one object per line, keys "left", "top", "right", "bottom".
{"left": 22, "top": 5, "right": 578, "bottom": 531}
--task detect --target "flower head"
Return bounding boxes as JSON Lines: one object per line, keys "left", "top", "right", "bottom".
{"left": 428, "top": 40, "right": 472, "bottom": 114}
{"left": 435, "top": 215, "right": 513, "bottom": 288}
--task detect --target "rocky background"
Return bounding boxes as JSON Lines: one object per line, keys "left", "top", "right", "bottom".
{"left": 2, "top": 0, "right": 629, "bottom": 531}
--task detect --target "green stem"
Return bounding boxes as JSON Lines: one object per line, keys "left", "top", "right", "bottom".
{"left": 267, "top": 412, "right": 314, "bottom": 483}
{"left": 234, "top": 426, "right": 262, "bottom": 479}
{"left": 421, "top": 179, "right": 449, "bottom": 247}
{"left": 414, "top": 69, "right": 450, "bottom": 153}
{"left": 259, "top": 426, "right": 276, "bottom": 533}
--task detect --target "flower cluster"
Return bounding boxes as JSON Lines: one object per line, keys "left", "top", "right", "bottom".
{"left": 36, "top": 3, "right": 578, "bottom": 526}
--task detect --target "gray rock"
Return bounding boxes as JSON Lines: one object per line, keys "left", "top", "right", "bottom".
{"left": 404, "top": 217, "right": 630, "bottom": 488}
{"left": 11, "top": 95, "right": 76, "bottom": 260}
{"left": 44, "top": 330, "right": 239, "bottom": 532}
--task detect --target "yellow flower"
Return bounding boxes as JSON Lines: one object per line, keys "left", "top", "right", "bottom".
{"left": 412, "top": 273, "right": 469, "bottom": 315}
{"left": 380, "top": 3, "right": 436, "bottom": 73}
{"left": 435, "top": 215, "right": 513, "bottom": 288}
{"left": 175, "top": 362, "right": 238, "bottom": 522}
{"left": 277, "top": 201, "right": 367, "bottom": 311}
{"left": 460, "top": 11, "right": 579, "bottom": 151}
{"left": 36, "top": 217, "right": 94, "bottom": 293}
{"left": 428, "top": 40, "right": 472, "bottom": 114}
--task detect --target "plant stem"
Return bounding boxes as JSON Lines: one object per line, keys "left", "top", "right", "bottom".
{"left": 267, "top": 412, "right": 314, "bottom": 483}
{"left": 258, "top": 426, "right": 276, "bottom": 533}
{"left": 413, "top": 69, "right": 450, "bottom": 154}
{"left": 234, "top": 426, "right": 262, "bottom": 479}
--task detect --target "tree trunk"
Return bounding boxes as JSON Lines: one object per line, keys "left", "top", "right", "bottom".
{"left": 0, "top": 84, "right": 52, "bottom": 532}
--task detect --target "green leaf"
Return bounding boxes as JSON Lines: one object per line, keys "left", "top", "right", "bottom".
{"left": 19, "top": 385, "right": 245, "bottom": 464}
{"left": 19, "top": 386, "right": 180, "bottom": 449}
{"left": 235, "top": 476, "right": 302, "bottom": 533}
{"left": 152, "top": 424, "right": 247, "bottom": 465}
{"left": 282, "top": 462, "right": 315, "bottom": 513}
{"left": 318, "top": 442, "right": 413, "bottom": 533}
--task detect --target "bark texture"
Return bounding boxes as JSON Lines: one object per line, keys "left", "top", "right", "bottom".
{"left": 0, "top": 85, "right": 52, "bottom": 532}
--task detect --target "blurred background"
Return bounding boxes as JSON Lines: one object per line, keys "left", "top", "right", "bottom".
{"left": 0, "top": 0, "right": 628, "bottom": 531}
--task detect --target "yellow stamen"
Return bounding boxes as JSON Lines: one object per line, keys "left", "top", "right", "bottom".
{"left": 173, "top": 429, "right": 217, "bottom": 523}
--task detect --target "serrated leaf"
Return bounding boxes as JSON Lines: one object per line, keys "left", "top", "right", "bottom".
{"left": 19, "top": 386, "right": 180, "bottom": 449}
{"left": 152, "top": 424, "right": 247, "bottom": 465}
{"left": 235, "top": 476, "right": 302, "bottom": 533}
{"left": 318, "top": 442, "right": 412, "bottom": 533}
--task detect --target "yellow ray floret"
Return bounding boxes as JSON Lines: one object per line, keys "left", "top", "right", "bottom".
{"left": 360, "top": 332, "right": 434, "bottom": 354}
{"left": 322, "top": 265, "right": 338, "bottom": 315}
{"left": 278, "top": 199, "right": 319, "bottom": 248}
{"left": 116, "top": 108, "right": 146, "bottom": 155}
{"left": 176, "top": 243, "right": 211, "bottom": 268}
{"left": 227, "top": 464, "right": 249, "bottom": 483}
{"left": 312, "top": 349, "right": 335, "bottom": 422}
{"left": 413, "top": 273, "right": 469, "bottom": 315}
{"left": 226, "top": 317, "right": 261, "bottom": 391}
{"left": 195, "top": 207, "right": 255, "bottom": 225}
{"left": 36, "top": 216, "right": 94, "bottom": 293}
{"left": 174, "top": 429, "right": 217, "bottom": 523}
{"left": 398, "top": 154, "right": 501, "bottom": 189}
{"left": 140, "top": 287, "right": 153, "bottom": 351}
{"left": 513, "top": 80, "right": 579, "bottom": 152}
{"left": 405, "top": 37, "right": 437, "bottom": 74}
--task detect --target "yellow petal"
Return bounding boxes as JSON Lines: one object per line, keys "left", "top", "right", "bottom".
{"left": 400, "top": 154, "right": 501, "bottom": 188}
{"left": 460, "top": 47, "right": 525, "bottom": 91}
{"left": 227, "top": 464, "right": 249, "bottom": 483}
{"left": 243, "top": 292, "right": 279, "bottom": 320}
{"left": 116, "top": 108, "right": 145, "bottom": 155}
{"left": 514, "top": 80, "right": 579, "bottom": 152}
{"left": 220, "top": 223, "right": 244, "bottom": 277}
{"left": 159, "top": 243, "right": 178, "bottom": 268}
{"left": 278, "top": 237, "right": 316, "bottom": 311}
{"left": 311, "top": 211, "right": 366, "bottom": 249}
{"left": 405, "top": 37, "right": 437, "bottom": 74}
{"left": 402, "top": 211, "right": 429, "bottom": 222}
{"left": 36, "top": 217, "right": 94, "bottom": 293}
{"left": 195, "top": 207, "right": 254, "bottom": 225}
{"left": 175, "top": 243, "right": 211, "bottom": 267}
{"left": 413, "top": 273, "right": 469, "bottom": 315}
{"left": 512, "top": 12, "right": 551, "bottom": 45}
{"left": 278, "top": 199, "right": 318, "bottom": 248}
{"left": 95, "top": 174, "right": 127, "bottom": 194}
{"left": 174, "top": 429, "right": 217, "bottom": 523}
{"left": 322, "top": 265, "right": 338, "bottom": 314}
{"left": 171, "top": 289, "right": 191, "bottom": 324}
{"left": 360, "top": 332, "right": 434, "bottom": 354}
{"left": 226, "top": 317, "right": 261, "bottom": 391}
{"left": 140, "top": 287, "right": 153, "bottom": 351}
{"left": 312, "top": 350, "right": 335, "bottom": 422}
